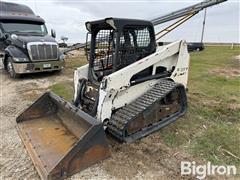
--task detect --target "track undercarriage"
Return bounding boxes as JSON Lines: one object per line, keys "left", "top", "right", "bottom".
{"left": 107, "top": 79, "right": 187, "bottom": 142}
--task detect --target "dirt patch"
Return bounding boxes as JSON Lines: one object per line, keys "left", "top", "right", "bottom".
{"left": 208, "top": 55, "right": 240, "bottom": 78}
{"left": 71, "top": 134, "right": 202, "bottom": 180}
{"left": 201, "top": 96, "right": 240, "bottom": 112}
{"left": 209, "top": 68, "right": 240, "bottom": 78}
{"left": 227, "top": 103, "right": 240, "bottom": 110}
{"left": 105, "top": 136, "right": 191, "bottom": 179}
{"left": 0, "top": 105, "right": 18, "bottom": 117}
{"left": 22, "top": 88, "right": 49, "bottom": 101}
{"left": 234, "top": 55, "right": 240, "bottom": 61}
{"left": 202, "top": 99, "right": 220, "bottom": 108}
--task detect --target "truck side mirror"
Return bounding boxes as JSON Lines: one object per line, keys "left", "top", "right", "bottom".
{"left": 51, "top": 29, "right": 56, "bottom": 38}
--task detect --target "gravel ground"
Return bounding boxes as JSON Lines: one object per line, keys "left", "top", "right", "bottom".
{"left": 0, "top": 62, "right": 196, "bottom": 180}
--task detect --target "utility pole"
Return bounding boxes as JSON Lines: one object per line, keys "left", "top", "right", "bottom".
{"left": 201, "top": 9, "right": 207, "bottom": 43}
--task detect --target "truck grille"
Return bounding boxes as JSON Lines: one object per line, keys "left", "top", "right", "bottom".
{"left": 28, "top": 42, "right": 58, "bottom": 61}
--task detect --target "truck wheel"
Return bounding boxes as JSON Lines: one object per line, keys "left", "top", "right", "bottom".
{"left": 6, "top": 57, "right": 19, "bottom": 78}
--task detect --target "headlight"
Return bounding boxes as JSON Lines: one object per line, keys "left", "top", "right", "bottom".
{"left": 13, "top": 57, "right": 28, "bottom": 62}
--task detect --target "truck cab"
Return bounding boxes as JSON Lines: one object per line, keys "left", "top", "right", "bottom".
{"left": 0, "top": 2, "right": 64, "bottom": 78}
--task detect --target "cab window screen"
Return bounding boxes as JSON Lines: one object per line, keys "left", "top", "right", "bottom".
{"left": 135, "top": 27, "right": 151, "bottom": 47}
{"left": 118, "top": 26, "right": 152, "bottom": 68}
{"left": 93, "top": 29, "right": 114, "bottom": 71}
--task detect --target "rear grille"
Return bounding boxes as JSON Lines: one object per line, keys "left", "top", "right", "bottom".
{"left": 28, "top": 42, "right": 58, "bottom": 61}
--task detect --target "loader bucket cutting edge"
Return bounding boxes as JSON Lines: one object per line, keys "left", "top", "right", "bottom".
{"left": 16, "top": 92, "right": 110, "bottom": 180}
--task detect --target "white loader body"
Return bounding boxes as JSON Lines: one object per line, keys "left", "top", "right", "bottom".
{"left": 74, "top": 40, "right": 190, "bottom": 122}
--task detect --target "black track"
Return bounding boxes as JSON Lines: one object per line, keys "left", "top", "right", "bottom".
{"left": 107, "top": 79, "right": 187, "bottom": 143}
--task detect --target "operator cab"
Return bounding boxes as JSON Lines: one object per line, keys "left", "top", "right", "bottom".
{"left": 85, "top": 18, "right": 156, "bottom": 84}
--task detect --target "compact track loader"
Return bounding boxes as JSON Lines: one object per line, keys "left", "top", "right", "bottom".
{"left": 15, "top": 0, "right": 228, "bottom": 178}
{"left": 17, "top": 18, "right": 189, "bottom": 179}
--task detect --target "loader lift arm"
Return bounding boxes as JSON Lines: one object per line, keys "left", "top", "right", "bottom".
{"left": 151, "top": 0, "right": 227, "bottom": 26}
{"left": 152, "top": 0, "right": 227, "bottom": 40}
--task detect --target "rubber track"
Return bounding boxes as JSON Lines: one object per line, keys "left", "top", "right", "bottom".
{"left": 107, "top": 79, "right": 186, "bottom": 142}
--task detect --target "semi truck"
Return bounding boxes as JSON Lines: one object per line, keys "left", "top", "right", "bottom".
{"left": 0, "top": 1, "right": 64, "bottom": 78}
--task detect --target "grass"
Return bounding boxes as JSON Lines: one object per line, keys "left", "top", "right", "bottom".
{"left": 50, "top": 81, "right": 74, "bottom": 101}
{"left": 65, "top": 51, "right": 88, "bottom": 67}
{"left": 51, "top": 47, "right": 240, "bottom": 167}
{"left": 65, "top": 56, "right": 87, "bottom": 69}
{"left": 160, "top": 46, "right": 240, "bottom": 167}
{"left": 50, "top": 51, "right": 88, "bottom": 101}
{"left": 64, "top": 53, "right": 88, "bottom": 77}
{"left": 192, "top": 124, "right": 240, "bottom": 165}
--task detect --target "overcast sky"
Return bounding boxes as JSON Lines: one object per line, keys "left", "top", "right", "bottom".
{"left": 3, "top": 0, "right": 239, "bottom": 43}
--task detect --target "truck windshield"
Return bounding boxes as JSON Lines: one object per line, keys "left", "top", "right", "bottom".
{"left": 1, "top": 22, "right": 47, "bottom": 35}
